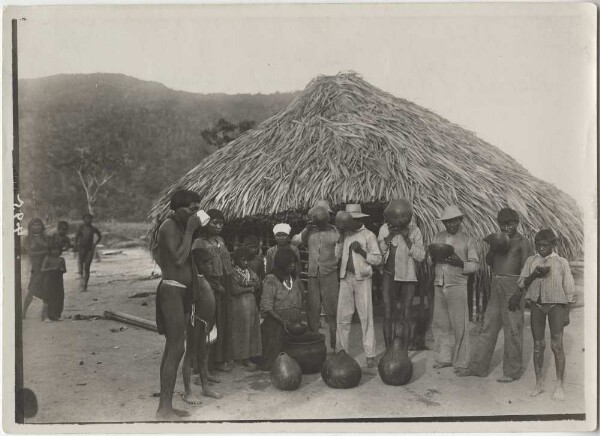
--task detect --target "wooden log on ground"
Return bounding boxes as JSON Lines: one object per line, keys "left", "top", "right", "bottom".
{"left": 104, "top": 310, "right": 157, "bottom": 332}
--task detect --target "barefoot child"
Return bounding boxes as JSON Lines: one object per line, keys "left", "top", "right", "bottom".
{"left": 40, "top": 243, "right": 67, "bottom": 321}
{"left": 23, "top": 218, "right": 49, "bottom": 319}
{"left": 74, "top": 213, "right": 102, "bottom": 292}
{"left": 518, "top": 229, "right": 575, "bottom": 401}
{"left": 230, "top": 246, "right": 262, "bottom": 370}
{"left": 464, "top": 208, "right": 534, "bottom": 382}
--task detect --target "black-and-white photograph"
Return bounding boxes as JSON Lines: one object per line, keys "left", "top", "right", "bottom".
{"left": 2, "top": 3, "right": 597, "bottom": 432}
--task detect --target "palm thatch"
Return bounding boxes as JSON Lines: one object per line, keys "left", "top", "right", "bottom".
{"left": 148, "top": 72, "right": 583, "bottom": 262}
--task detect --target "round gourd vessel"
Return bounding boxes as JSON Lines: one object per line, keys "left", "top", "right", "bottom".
{"left": 283, "top": 332, "right": 327, "bottom": 374}
{"left": 484, "top": 232, "right": 510, "bottom": 253}
{"left": 428, "top": 243, "right": 454, "bottom": 261}
{"left": 270, "top": 352, "right": 302, "bottom": 391}
{"left": 287, "top": 322, "right": 308, "bottom": 336}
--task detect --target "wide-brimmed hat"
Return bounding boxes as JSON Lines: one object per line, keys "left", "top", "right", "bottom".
{"left": 314, "top": 200, "right": 333, "bottom": 213}
{"left": 437, "top": 205, "right": 464, "bottom": 221}
{"left": 345, "top": 204, "right": 369, "bottom": 218}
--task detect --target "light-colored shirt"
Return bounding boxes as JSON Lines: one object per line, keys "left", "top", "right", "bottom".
{"left": 378, "top": 223, "right": 426, "bottom": 282}
{"left": 260, "top": 274, "right": 303, "bottom": 316}
{"left": 291, "top": 225, "right": 339, "bottom": 277}
{"left": 431, "top": 230, "right": 479, "bottom": 287}
{"left": 335, "top": 226, "right": 382, "bottom": 281}
{"left": 518, "top": 252, "right": 575, "bottom": 304}
{"left": 265, "top": 245, "right": 302, "bottom": 276}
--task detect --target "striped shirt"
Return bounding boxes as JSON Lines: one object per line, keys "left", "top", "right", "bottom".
{"left": 518, "top": 252, "right": 575, "bottom": 304}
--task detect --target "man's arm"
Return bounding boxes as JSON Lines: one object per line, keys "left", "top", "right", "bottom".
{"left": 158, "top": 218, "right": 198, "bottom": 267}
{"left": 462, "top": 236, "right": 479, "bottom": 274}
{"left": 407, "top": 227, "right": 426, "bottom": 262}
{"left": 74, "top": 226, "right": 81, "bottom": 247}
{"left": 93, "top": 226, "right": 102, "bottom": 245}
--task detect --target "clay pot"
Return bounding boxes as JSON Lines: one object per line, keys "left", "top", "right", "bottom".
{"left": 270, "top": 352, "right": 302, "bottom": 391}
{"left": 383, "top": 200, "right": 412, "bottom": 226}
{"left": 428, "top": 243, "right": 454, "bottom": 262}
{"left": 321, "top": 350, "right": 362, "bottom": 389}
{"left": 283, "top": 332, "right": 327, "bottom": 374}
{"left": 287, "top": 322, "right": 308, "bottom": 336}
{"left": 484, "top": 232, "right": 510, "bottom": 253}
{"left": 378, "top": 336, "right": 413, "bottom": 386}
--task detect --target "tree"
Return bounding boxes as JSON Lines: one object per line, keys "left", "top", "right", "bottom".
{"left": 201, "top": 118, "right": 256, "bottom": 149}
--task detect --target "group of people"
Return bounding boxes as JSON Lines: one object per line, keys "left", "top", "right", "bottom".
{"left": 154, "top": 189, "right": 576, "bottom": 420}
{"left": 23, "top": 213, "right": 103, "bottom": 321}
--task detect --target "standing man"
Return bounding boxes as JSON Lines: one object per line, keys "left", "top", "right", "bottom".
{"left": 335, "top": 205, "right": 382, "bottom": 368}
{"left": 462, "top": 208, "right": 534, "bottom": 382}
{"left": 74, "top": 213, "right": 102, "bottom": 292}
{"left": 292, "top": 202, "right": 340, "bottom": 350}
{"left": 430, "top": 205, "right": 479, "bottom": 376}
{"left": 154, "top": 189, "right": 202, "bottom": 420}
{"left": 378, "top": 200, "right": 425, "bottom": 349}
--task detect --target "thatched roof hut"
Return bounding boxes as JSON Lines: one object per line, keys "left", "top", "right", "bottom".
{"left": 149, "top": 72, "right": 583, "bottom": 262}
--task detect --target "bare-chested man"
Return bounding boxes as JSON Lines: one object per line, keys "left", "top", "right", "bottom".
{"left": 460, "top": 208, "right": 534, "bottom": 382}
{"left": 154, "top": 190, "right": 203, "bottom": 420}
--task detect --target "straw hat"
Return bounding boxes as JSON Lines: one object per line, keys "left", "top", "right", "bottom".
{"left": 345, "top": 204, "right": 369, "bottom": 218}
{"left": 437, "top": 205, "right": 463, "bottom": 221}
{"left": 314, "top": 200, "right": 333, "bottom": 213}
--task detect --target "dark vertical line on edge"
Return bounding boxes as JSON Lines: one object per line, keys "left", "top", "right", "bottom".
{"left": 13, "top": 18, "right": 24, "bottom": 425}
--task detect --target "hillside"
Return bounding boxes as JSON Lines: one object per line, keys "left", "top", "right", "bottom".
{"left": 18, "top": 73, "right": 297, "bottom": 221}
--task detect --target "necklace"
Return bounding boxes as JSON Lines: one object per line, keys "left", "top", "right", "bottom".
{"left": 283, "top": 276, "right": 293, "bottom": 291}
{"left": 235, "top": 266, "right": 250, "bottom": 283}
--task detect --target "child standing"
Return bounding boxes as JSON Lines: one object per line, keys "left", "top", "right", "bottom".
{"left": 243, "top": 235, "right": 266, "bottom": 307}
{"left": 40, "top": 243, "right": 67, "bottom": 321}
{"left": 50, "top": 221, "right": 73, "bottom": 254}
{"left": 518, "top": 229, "right": 575, "bottom": 401}
{"left": 74, "top": 213, "right": 102, "bottom": 292}
{"left": 23, "top": 218, "right": 50, "bottom": 319}
{"left": 230, "top": 246, "right": 262, "bottom": 370}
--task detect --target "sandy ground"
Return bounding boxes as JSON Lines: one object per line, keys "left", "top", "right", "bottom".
{"left": 21, "top": 248, "right": 586, "bottom": 423}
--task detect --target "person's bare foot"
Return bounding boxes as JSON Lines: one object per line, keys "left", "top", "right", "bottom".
{"left": 497, "top": 376, "right": 516, "bottom": 383}
{"left": 180, "top": 392, "right": 202, "bottom": 405}
{"left": 433, "top": 362, "right": 452, "bottom": 369}
{"left": 552, "top": 385, "right": 566, "bottom": 401}
{"left": 454, "top": 367, "right": 470, "bottom": 377}
{"left": 528, "top": 383, "right": 544, "bottom": 397}
{"left": 202, "top": 387, "right": 223, "bottom": 399}
{"left": 207, "top": 372, "right": 221, "bottom": 383}
{"left": 155, "top": 407, "right": 191, "bottom": 420}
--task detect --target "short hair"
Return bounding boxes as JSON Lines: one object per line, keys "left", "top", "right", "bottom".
{"left": 169, "top": 189, "right": 201, "bottom": 211}
{"left": 207, "top": 209, "right": 225, "bottom": 221}
{"left": 233, "top": 246, "right": 254, "bottom": 264}
{"left": 48, "top": 241, "right": 62, "bottom": 253}
{"left": 497, "top": 208, "right": 519, "bottom": 223}
{"left": 534, "top": 229, "right": 558, "bottom": 244}
{"left": 273, "top": 246, "right": 299, "bottom": 281}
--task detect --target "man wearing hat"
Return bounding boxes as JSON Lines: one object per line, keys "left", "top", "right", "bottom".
{"left": 292, "top": 201, "right": 340, "bottom": 349}
{"left": 335, "top": 204, "right": 382, "bottom": 368}
{"left": 429, "top": 205, "right": 479, "bottom": 376}
{"left": 266, "top": 223, "right": 302, "bottom": 278}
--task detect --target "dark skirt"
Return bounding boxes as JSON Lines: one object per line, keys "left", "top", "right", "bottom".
{"left": 260, "top": 307, "right": 301, "bottom": 370}
{"left": 44, "top": 271, "right": 65, "bottom": 320}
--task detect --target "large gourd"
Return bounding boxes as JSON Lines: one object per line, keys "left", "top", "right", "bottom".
{"left": 270, "top": 352, "right": 302, "bottom": 391}
{"left": 378, "top": 336, "right": 413, "bottom": 386}
{"left": 321, "top": 350, "right": 361, "bottom": 389}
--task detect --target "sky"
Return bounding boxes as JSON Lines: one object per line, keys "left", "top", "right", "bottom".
{"left": 10, "top": 3, "right": 596, "bottom": 207}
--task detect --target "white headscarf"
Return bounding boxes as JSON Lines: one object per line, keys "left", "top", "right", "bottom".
{"left": 273, "top": 223, "right": 291, "bottom": 235}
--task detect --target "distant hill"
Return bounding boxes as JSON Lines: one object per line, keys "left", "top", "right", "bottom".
{"left": 18, "top": 73, "right": 297, "bottom": 221}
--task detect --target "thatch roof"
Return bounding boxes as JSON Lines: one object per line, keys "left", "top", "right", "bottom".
{"left": 149, "top": 72, "right": 583, "bottom": 260}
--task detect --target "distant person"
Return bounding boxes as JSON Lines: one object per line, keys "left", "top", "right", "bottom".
{"left": 154, "top": 189, "right": 203, "bottom": 420}
{"left": 335, "top": 205, "right": 382, "bottom": 368}
{"left": 22, "top": 218, "right": 50, "bottom": 319}
{"left": 461, "top": 208, "right": 534, "bottom": 382}
{"left": 74, "top": 213, "right": 102, "bottom": 292}
{"left": 40, "top": 243, "right": 67, "bottom": 321}
{"left": 49, "top": 221, "right": 73, "bottom": 254}
{"left": 377, "top": 200, "right": 425, "bottom": 350}
{"left": 519, "top": 229, "right": 575, "bottom": 401}
{"left": 243, "top": 235, "right": 266, "bottom": 307}
{"left": 229, "top": 246, "right": 262, "bottom": 370}
{"left": 265, "top": 223, "right": 302, "bottom": 277}
{"left": 429, "top": 205, "right": 479, "bottom": 376}
{"left": 291, "top": 202, "right": 340, "bottom": 350}
{"left": 193, "top": 209, "right": 234, "bottom": 373}
{"left": 258, "top": 247, "right": 305, "bottom": 371}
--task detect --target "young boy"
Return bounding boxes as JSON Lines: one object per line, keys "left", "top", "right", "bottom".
{"left": 429, "top": 205, "right": 479, "bottom": 375}
{"left": 378, "top": 199, "right": 425, "bottom": 350}
{"left": 266, "top": 223, "right": 302, "bottom": 277}
{"left": 292, "top": 204, "right": 340, "bottom": 349}
{"left": 50, "top": 221, "right": 72, "bottom": 254}
{"left": 335, "top": 205, "right": 382, "bottom": 368}
{"left": 243, "top": 235, "right": 266, "bottom": 308}
{"left": 74, "top": 213, "right": 102, "bottom": 292}
{"left": 463, "top": 208, "right": 534, "bottom": 382}
{"left": 519, "top": 229, "right": 575, "bottom": 401}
